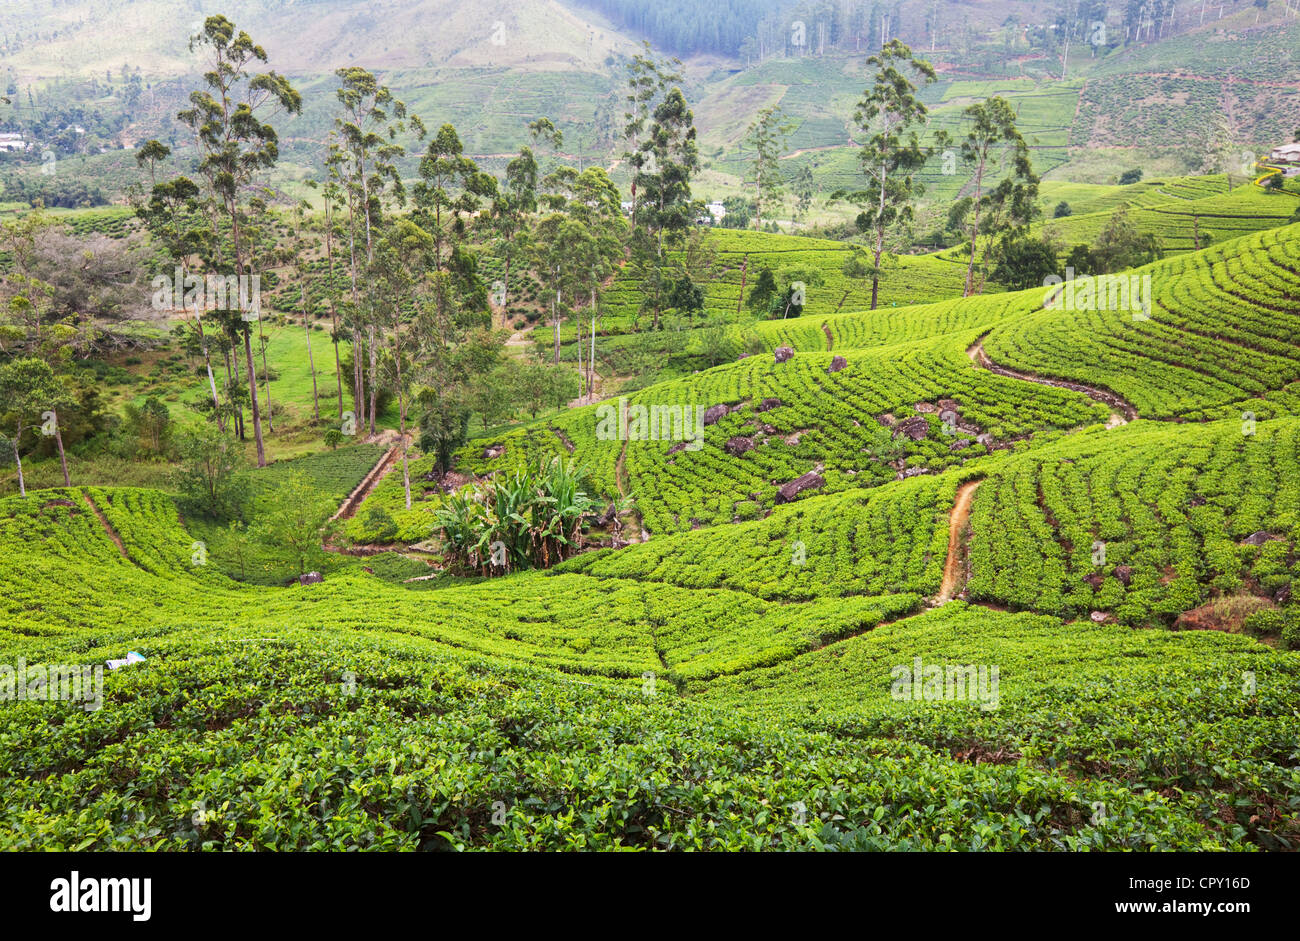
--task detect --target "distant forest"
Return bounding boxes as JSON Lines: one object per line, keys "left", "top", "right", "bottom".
{"left": 574, "top": 0, "right": 1262, "bottom": 59}
{"left": 576, "top": 0, "right": 786, "bottom": 56}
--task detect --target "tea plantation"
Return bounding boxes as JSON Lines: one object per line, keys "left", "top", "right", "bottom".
{"left": 4, "top": 208, "right": 1300, "bottom": 851}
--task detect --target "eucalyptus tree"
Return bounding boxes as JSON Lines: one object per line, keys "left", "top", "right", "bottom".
{"left": 954, "top": 96, "right": 1038, "bottom": 295}
{"left": 334, "top": 67, "right": 417, "bottom": 435}
{"left": 130, "top": 146, "right": 226, "bottom": 431}
{"left": 0, "top": 357, "right": 64, "bottom": 496}
{"left": 535, "top": 166, "right": 627, "bottom": 396}
{"left": 834, "top": 40, "right": 942, "bottom": 310}
{"left": 177, "top": 15, "right": 301, "bottom": 467}
{"left": 286, "top": 195, "right": 320, "bottom": 421}
{"left": 320, "top": 140, "right": 350, "bottom": 419}
{"left": 625, "top": 85, "right": 700, "bottom": 330}
{"left": 743, "top": 105, "right": 794, "bottom": 230}
{"left": 622, "top": 43, "right": 684, "bottom": 230}
{"left": 413, "top": 123, "right": 498, "bottom": 336}
{"left": 490, "top": 145, "right": 539, "bottom": 320}
{"left": 371, "top": 218, "right": 436, "bottom": 510}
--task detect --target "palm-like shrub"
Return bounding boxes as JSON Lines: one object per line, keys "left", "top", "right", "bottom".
{"left": 433, "top": 458, "right": 615, "bottom": 575}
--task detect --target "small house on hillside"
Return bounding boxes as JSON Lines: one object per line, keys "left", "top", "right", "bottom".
{"left": 0, "top": 133, "right": 26, "bottom": 153}
{"left": 1268, "top": 142, "right": 1300, "bottom": 164}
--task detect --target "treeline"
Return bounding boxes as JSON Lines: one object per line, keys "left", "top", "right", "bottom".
{"left": 0, "top": 174, "right": 110, "bottom": 209}
{"left": 576, "top": 0, "right": 786, "bottom": 55}
{"left": 583, "top": 0, "right": 1283, "bottom": 61}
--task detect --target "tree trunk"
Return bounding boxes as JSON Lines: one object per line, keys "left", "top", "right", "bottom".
{"left": 229, "top": 205, "right": 266, "bottom": 467}
{"left": 243, "top": 329, "right": 265, "bottom": 464}
{"left": 12, "top": 423, "right": 24, "bottom": 498}
{"left": 199, "top": 325, "right": 224, "bottom": 433}
{"left": 325, "top": 205, "right": 344, "bottom": 420}
{"left": 52, "top": 410, "right": 70, "bottom": 487}
{"left": 303, "top": 283, "right": 319, "bottom": 422}
{"left": 258, "top": 316, "right": 274, "bottom": 434}
{"left": 367, "top": 324, "right": 378, "bottom": 437}
{"left": 964, "top": 153, "right": 987, "bottom": 297}
{"left": 394, "top": 316, "right": 411, "bottom": 511}
{"left": 552, "top": 289, "right": 561, "bottom": 365}
{"left": 736, "top": 254, "right": 748, "bottom": 318}
{"left": 872, "top": 160, "right": 888, "bottom": 310}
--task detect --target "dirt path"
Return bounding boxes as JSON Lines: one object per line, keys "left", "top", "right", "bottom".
{"left": 967, "top": 337, "right": 1137, "bottom": 427}
{"left": 505, "top": 323, "right": 535, "bottom": 350}
{"left": 933, "top": 480, "right": 982, "bottom": 605}
{"left": 330, "top": 432, "right": 411, "bottom": 524}
{"left": 82, "top": 491, "right": 129, "bottom": 559}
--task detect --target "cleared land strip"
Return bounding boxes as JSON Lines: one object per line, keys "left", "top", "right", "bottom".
{"left": 967, "top": 336, "right": 1138, "bottom": 427}
{"left": 934, "top": 479, "right": 982, "bottom": 606}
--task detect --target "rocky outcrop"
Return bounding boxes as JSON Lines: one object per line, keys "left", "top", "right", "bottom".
{"left": 724, "top": 436, "right": 755, "bottom": 456}
{"left": 775, "top": 471, "right": 826, "bottom": 504}
{"left": 893, "top": 416, "right": 929, "bottom": 441}
{"left": 703, "top": 404, "right": 731, "bottom": 426}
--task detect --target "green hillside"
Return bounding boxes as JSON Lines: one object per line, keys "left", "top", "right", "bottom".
{"left": 3, "top": 0, "right": 1300, "bottom": 864}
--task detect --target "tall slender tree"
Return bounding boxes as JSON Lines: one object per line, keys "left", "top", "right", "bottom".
{"left": 834, "top": 40, "right": 942, "bottom": 310}
{"left": 743, "top": 105, "right": 794, "bottom": 230}
{"left": 956, "top": 97, "right": 1037, "bottom": 296}
{"left": 334, "top": 67, "right": 415, "bottom": 436}
{"left": 177, "top": 15, "right": 301, "bottom": 467}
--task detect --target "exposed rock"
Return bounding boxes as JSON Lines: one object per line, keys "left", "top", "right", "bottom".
{"left": 1188, "top": 495, "right": 1207, "bottom": 508}
{"left": 665, "top": 441, "right": 688, "bottom": 456}
{"left": 893, "top": 416, "right": 929, "bottom": 441}
{"left": 1114, "top": 564, "right": 1134, "bottom": 586}
{"left": 1089, "top": 611, "right": 1111, "bottom": 623}
{"left": 596, "top": 503, "right": 619, "bottom": 526}
{"left": 1242, "top": 531, "right": 1279, "bottom": 546}
{"left": 774, "top": 346, "right": 795, "bottom": 364}
{"left": 481, "top": 444, "right": 505, "bottom": 460}
{"left": 755, "top": 397, "right": 783, "bottom": 412}
{"left": 901, "top": 467, "right": 930, "bottom": 479}
{"left": 937, "top": 398, "right": 960, "bottom": 414}
{"left": 703, "top": 404, "right": 730, "bottom": 426}
{"left": 299, "top": 572, "right": 324, "bottom": 586}
{"left": 949, "top": 438, "right": 972, "bottom": 453}
{"left": 724, "top": 435, "right": 755, "bottom": 456}
{"left": 1276, "top": 586, "right": 1292, "bottom": 606}
{"left": 828, "top": 355, "right": 847, "bottom": 374}
{"left": 976, "top": 434, "right": 995, "bottom": 448}
{"left": 775, "top": 471, "right": 826, "bottom": 504}
{"left": 913, "top": 402, "right": 939, "bottom": 414}
{"left": 1083, "top": 573, "right": 1105, "bottom": 590}
{"left": 877, "top": 413, "right": 896, "bottom": 426}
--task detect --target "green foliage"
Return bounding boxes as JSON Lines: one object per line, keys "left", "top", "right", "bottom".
{"left": 173, "top": 426, "right": 250, "bottom": 523}
{"left": 257, "top": 472, "right": 337, "bottom": 578}
{"left": 985, "top": 224, "right": 1300, "bottom": 420}
{"left": 966, "top": 419, "right": 1300, "bottom": 624}
{"left": 434, "top": 458, "right": 607, "bottom": 574}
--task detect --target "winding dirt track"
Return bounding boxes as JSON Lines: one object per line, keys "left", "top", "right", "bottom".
{"left": 934, "top": 480, "right": 982, "bottom": 605}
{"left": 967, "top": 337, "right": 1138, "bottom": 427}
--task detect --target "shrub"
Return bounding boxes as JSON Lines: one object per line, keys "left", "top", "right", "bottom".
{"left": 433, "top": 458, "right": 616, "bottom": 575}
